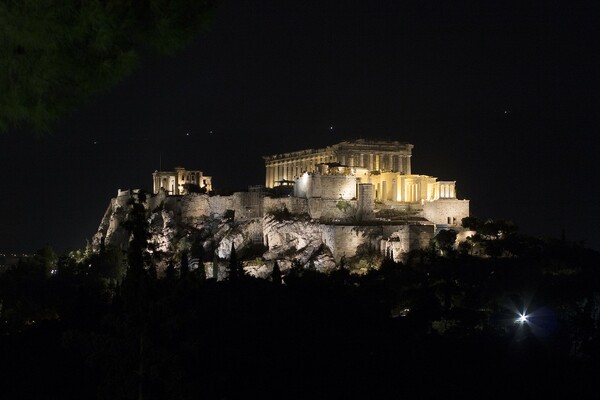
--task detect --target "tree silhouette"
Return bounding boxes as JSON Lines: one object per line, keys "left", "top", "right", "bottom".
{"left": 212, "top": 255, "right": 219, "bottom": 281}
{"left": 191, "top": 238, "right": 205, "bottom": 262}
{"left": 180, "top": 251, "right": 189, "bottom": 278}
{"left": 192, "top": 239, "right": 206, "bottom": 280}
{"left": 165, "top": 260, "right": 176, "bottom": 281}
{"left": 1, "top": 1, "right": 218, "bottom": 132}
{"left": 272, "top": 261, "right": 282, "bottom": 285}
{"left": 432, "top": 229, "right": 457, "bottom": 256}
{"left": 228, "top": 243, "right": 239, "bottom": 281}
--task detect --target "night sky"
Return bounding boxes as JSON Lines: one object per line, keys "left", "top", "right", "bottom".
{"left": 1, "top": 0, "right": 599, "bottom": 253}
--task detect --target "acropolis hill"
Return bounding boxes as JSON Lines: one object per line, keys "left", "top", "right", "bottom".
{"left": 93, "top": 139, "right": 469, "bottom": 276}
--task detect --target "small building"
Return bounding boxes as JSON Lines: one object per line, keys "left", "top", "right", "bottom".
{"left": 152, "top": 167, "right": 212, "bottom": 195}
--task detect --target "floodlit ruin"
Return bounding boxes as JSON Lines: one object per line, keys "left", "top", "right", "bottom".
{"left": 94, "top": 139, "right": 469, "bottom": 274}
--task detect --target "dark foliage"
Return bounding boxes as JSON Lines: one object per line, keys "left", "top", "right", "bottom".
{"left": 183, "top": 183, "right": 207, "bottom": 194}
{"left": 0, "top": 0, "right": 218, "bottom": 132}
{"left": 271, "top": 261, "right": 282, "bottom": 285}
{"left": 1, "top": 237, "right": 600, "bottom": 398}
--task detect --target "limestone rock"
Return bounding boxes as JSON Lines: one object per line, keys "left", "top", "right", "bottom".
{"left": 262, "top": 214, "right": 327, "bottom": 266}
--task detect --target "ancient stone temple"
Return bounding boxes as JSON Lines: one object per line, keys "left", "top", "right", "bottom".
{"left": 152, "top": 167, "right": 212, "bottom": 195}
{"left": 263, "top": 139, "right": 413, "bottom": 188}
{"left": 95, "top": 139, "right": 471, "bottom": 270}
{"left": 265, "top": 139, "right": 469, "bottom": 228}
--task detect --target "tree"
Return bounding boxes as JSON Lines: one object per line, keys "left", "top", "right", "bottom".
{"left": 272, "top": 261, "right": 282, "bottom": 285}
{"left": 432, "top": 230, "right": 457, "bottom": 256}
{"left": 33, "top": 244, "right": 58, "bottom": 274}
{"left": 90, "top": 246, "right": 126, "bottom": 283}
{"left": 122, "top": 191, "right": 150, "bottom": 277}
{"left": 191, "top": 238, "right": 205, "bottom": 261}
{"left": 461, "top": 216, "right": 481, "bottom": 231}
{"left": 116, "top": 191, "right": 154, "bottom": 400}
{"left": 191, "top": 239, "right": 206, "bottom": 280}
{"left": 196, "top": 261, "right": 206, "bottom": 281}
{"left": 228, "top": 243, "right": 239, "bottom": 281}
{"left": 0, "top": 0, "right": 218, "bottom": 132}
{"left": 212, "top": 255, "right": 219, "bottom": 281}
{"left": 180, "top": 252, "right": 189, "bottom": 278}
{"left": 183, "top": 183, "right": 207, "bottom": 194}
{"left": 165, "top": 260, "right": 176, "bottom": 281}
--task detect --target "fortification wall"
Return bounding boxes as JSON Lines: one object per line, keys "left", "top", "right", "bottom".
{"left": 178, "top": 193, "right": 212, "bottom": 222}
{"left": 263, "top": 197, "right": 309, "bottom": 216}
{"left": 323, "top": 225, "right": 384, "bottom": 261}
{"left": 409, "top": 224, "right": 435, "bottom": 249}
{"left": 382, "top": 224, "right": 435, "bottom": 262}
{"left": 422, "top": 199, "right": 470, "bottom": 226}
{"left": 295, "top": 174, "right": 357, "bottom": 200}
{"left": 317, "top": 199, "right": 358, "bottom": 221}
{"left": 208, "top": 195, "right": 235, "bottom": 217}
{"left": 357, "top": 184, "right": 374, "bottom": 220}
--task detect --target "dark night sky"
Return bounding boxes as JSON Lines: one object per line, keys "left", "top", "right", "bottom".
{"left": 1, "top": 0, "right": 599, "bottom": 253}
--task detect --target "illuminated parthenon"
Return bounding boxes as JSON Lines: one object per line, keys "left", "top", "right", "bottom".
{"left": 264, "top": 139, "right": 461, "bottom": 205}
{"left": 263, "top": 139, "right": 413, "bottom": 188}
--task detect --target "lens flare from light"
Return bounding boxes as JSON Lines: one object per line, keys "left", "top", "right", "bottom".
{"left": 516, "top": 313, "right": 528, "bottom": 324}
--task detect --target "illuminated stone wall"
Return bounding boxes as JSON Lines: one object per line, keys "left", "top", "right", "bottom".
{"left": 382, "top": 224, "right": 435, "bottom": 262}
{"left": 357, "top": 184, "right": 374, "bottom": 220}
{"left": 295, "top": 174, "right": 358, "bottom": 200}
{"left": 263, "top": 197, "right": 310, "bottom": 216}
{"left": 422, "top": 198, "right": 470, "bottom": 226}
{"left": 321, "top": 223, "right": 434, "bottom": 262}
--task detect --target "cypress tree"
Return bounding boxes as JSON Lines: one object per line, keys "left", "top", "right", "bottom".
{"left": 180, "top": 251, "right": 189, "bottom": 277}
{"left": 228, "top": 243, "right": 238, "bottom": 281}
{"left": 212, "top": 255, "right": 219, "bottom": 281}
{"left": 165, "top": 259, "right": 176, "bottom": 280}
{"left": 192, "top": 240, "right": 206, "bottom": 280}
{"left": 272, "top": 261, "right": 282, "bottom": 285}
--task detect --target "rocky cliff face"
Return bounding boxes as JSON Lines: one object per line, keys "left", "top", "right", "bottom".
{"left": 262, "top": 214, "right": 336, "bottom": 272}
{"left": 92, "top": 191, "right": 434, "bottom": 276}
{"left": 92, "top": 192, "right": 337, "bottom": 274}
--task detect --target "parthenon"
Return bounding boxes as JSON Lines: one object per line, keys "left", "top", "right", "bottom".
{"left": 263, "top": 139, "right": 413, "bottom": 188}
{"left": 263, "top": 139, "right": 459, "bottom": 204}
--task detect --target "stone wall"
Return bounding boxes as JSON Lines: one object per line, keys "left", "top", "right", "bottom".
{"left": 295, "top": 174, "right": 358, "bottom": 200}
{"left": 263, "top": 197, "right": 309, "bottom": 216}
{"left": 422, "top": 198, "right": 470, "bottom": 226}
{"left": 382, "top": 224, "right": 435, "bottom": 262}
{"left": 357, "top": 184, "right": 374, "bottom": 220}
{"left": 321, "top": 223, "right": 434, "bottom": 263}
{"left": 321, "top": 225, "right": 381, "bottom": 261}
{"left": 317, "top": 199, "right": 358, "bottom": 222}
{"left": 93, "top": 183, "right": 455, "bottom": 271}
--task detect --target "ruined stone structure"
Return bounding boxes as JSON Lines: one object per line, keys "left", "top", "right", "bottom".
{"left": 263, "top": 139, "right": 412, "bottom": 188}
{"left": 266, "top": 140, "right": 469, "bottom": 228}
{"left": 94, "top": 139, "right": 470, "bottom": 274}
{"left": 152, "top": 167, "right": 212, "bottom": 195}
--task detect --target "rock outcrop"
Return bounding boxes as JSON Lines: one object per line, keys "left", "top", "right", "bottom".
{"left": 92, "top": 190, "right": 436, "bottom": 277}
{"left": 262, "top": 214, "right": 336, "bottom": 272}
